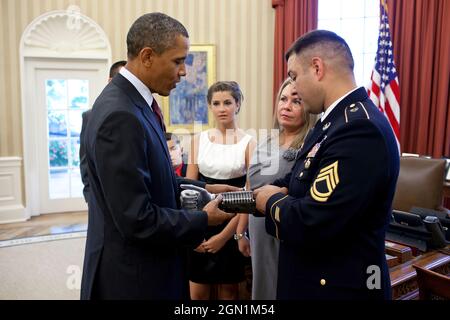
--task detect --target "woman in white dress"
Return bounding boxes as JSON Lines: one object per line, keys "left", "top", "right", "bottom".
{"left": 186, "top": 81, "right": 256, "bottom": 300}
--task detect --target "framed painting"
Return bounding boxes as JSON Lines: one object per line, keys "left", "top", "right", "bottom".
{"left": 162, "top": 45, "right": 216, "bottom": 133}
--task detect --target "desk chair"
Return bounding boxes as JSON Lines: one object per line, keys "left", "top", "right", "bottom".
{"left": 387, "top": 157, "right": 449, "bottom": 251}
{"left": 392, "top": 156, "right": 446, "bottom": 212}
{"left": 412, "top": 264, "right": 450, "bottom": 300}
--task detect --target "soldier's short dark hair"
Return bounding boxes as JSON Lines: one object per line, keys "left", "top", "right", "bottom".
{"left": 285, "top": 30, "right": 354, "bottom": 71}
{"left": 127, "top": 12, "right": 189, "bottom": 58}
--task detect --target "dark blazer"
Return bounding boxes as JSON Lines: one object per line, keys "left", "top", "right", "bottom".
{"left": 80, "top": 74, "right": 207, "bottom": 300}
{"left": 79, "top": 109, "right": 91, "bottom": 203}
{"left": 266, "top": 87, "right": 399, "bottom": 300}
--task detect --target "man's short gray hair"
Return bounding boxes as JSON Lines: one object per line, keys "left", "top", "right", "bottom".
{"left": 127, "top": 12, "right": 189, "bottom": 58}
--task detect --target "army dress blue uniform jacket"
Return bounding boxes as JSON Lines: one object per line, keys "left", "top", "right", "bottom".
{"left": 266, "top": 87, "right": 399, "bottom": 300}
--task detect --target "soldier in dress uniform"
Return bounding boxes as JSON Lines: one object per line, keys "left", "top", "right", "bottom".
{"left": 254, "top": 30, "right": 400, "bottom": 300}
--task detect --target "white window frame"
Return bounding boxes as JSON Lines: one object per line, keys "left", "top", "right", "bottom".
{"left": 20, "top": 9, "right": 111, "bottom": 217}
{"left": 318, "top": 0, "right": 380, "bottom": 87}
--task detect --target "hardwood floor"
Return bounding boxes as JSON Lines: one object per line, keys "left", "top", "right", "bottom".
{"left": 0, "top": 211, "right": 87, "bottom": 241}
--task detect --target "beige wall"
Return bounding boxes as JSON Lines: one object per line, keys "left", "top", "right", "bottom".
{"left": 0, "top": 0, "right": 275, "bottom": 157}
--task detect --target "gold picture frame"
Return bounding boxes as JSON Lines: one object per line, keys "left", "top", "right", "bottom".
{"left": 162, "top": 45, "right": 216, "bottom": 133}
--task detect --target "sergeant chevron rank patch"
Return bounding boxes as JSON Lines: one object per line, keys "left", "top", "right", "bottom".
{"left": 310, "top": 161, "right": 339, "bottom": 202}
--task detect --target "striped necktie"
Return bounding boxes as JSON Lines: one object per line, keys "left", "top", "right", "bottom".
{"left": 151, "top": 98, "right": 166, "bottom": 132}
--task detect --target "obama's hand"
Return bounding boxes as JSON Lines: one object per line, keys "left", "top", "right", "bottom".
{"left": 203, "top": 194, "right": 235, "bottom": 226}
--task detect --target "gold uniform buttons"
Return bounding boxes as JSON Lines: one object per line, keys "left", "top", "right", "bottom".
{"left": 304, "top": 159, "right": 311, "bottom": 169}
{"left": 299, "top": 172, "right": 304, "bottom": 178}
{"left": 320, "top": 279, "right": 326, "bottom": 286}
{"left": 349, "top": 103, "right": 359, "bottom": 112}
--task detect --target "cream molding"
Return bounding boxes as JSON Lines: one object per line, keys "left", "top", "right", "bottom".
{"left": 0, "top": 157, "right": 26, "bottom": 224}
{"left": 21, "top": 8, "right": 110, "bottom": 59}
{"left": 0, "top": 157, "right": 22, "bottom": 167}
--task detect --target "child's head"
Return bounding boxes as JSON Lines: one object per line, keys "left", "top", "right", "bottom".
{"left": 165, "top": 132, "right": 183, "bottom": 167}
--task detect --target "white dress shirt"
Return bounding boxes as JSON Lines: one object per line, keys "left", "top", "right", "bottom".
{"left": 119, "top": 67, "right": 154, "bottom": 111}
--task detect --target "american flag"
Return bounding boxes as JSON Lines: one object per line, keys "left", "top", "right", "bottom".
{"left": 367, "top": 0, "right": 400, "bottom": 148}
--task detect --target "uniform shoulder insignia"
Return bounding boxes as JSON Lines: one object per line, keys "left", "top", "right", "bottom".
{"left": 344, "top": 102, "right": 370, "bottom": 123}
{"left": 310, "top": 161, "right": 339, "bottom": 202}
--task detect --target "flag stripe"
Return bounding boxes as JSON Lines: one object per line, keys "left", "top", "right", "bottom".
{"left": 388, "top": 77, "right": 400, "bottom": 101}
{"left": 385, "top": 84, "right": 400, "bottom": 122}
{"left": 384, "top": 98, "right": 400, "bottom": 140}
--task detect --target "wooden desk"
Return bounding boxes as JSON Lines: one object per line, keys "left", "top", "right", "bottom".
{"left": 390, "top": 247, "right": 450, "bottom": 300}
{"left": 385, "top": 241, "right": 413, "bottom": 263}
{"left": 386, "top": 254, "right": 399, "bottom": 268}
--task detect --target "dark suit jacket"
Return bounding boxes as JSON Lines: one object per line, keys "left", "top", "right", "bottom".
{"left": 266, "top": 87, "right": 400, "bottom": 300}
{"left": 80, "top": 74, "right": 207, "bottom": 300}
{"left": 79, "top": 110, "right": 91, "bottom": 203}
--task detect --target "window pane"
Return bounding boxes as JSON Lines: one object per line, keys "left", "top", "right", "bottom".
{"left": 364, "top": 52, "right": 377, "bottom": 85}
{"left": 49, "top": 140, "right": 68, "bottom": 167}
{"left": 68, "top": 79, "right": 89, "bottom": 110}
{"left": 353, "top": 53, "right": 365, "bottom": 86}
{"left": 46, "top": 79, "right": 67, "bottom": 110}
{"left": 71, "top": 138, "right": 80, "bottom": 167}
{"left": 318, "top": 0, "right": 380, "bottom": 88}
{"left": 49, "top": 168, "right": 70, "bottom": 199}
{"left": 70, "top": 168, "right": 83, "bottom": 198}
{"left": 48, "top": 110, "right": 67, "bottom": 138}
{"left": 318, "top": 19, "right": 342, "bottom": 34}
{"left": 341, "top": 0, "right": 365, "bottom": 18}
{"left": 341, "top": 18, "right": 365, "bottom": 56}
{"left": 69, "top": 110, "right": 83, "bottom": 137}
{"left": 364, "top": 17, "right": 380, "bottom": 53}
{"left": 365, "top": 0, "right": 380, "bottom": 17}
{"left": 318, "top": 0, "right": 342, "bottom": 19}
